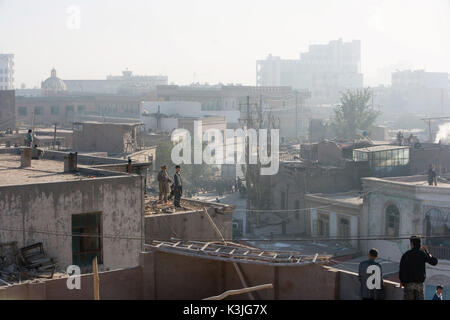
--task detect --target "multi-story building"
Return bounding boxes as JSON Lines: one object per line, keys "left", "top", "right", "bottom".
{"left": 0, "top": 90, "right": 15, "bottom": 130}
{"left": 390, "top": 70, "right": 449, "bottom": 115}
{"left": 64, "top": 70, "right": 168, "bottom": 95}
{"left": 15, "top": 95, "right": 142, "bottom": 127}
{"left": 0, "top": 54, "right": 14, "bottom": 91}
{"left": 153, "top": 84, "right": 311, "bottom": 139}
{"left": 256, "top": 39, "right": 363, "bottom": 105}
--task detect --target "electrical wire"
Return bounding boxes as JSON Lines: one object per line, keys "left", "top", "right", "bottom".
{"left": 0, "top": 226, "right": 449, "bottom": 242}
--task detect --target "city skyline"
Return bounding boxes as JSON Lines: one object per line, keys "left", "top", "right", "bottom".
{"left": 0, "top": 0, "right": 449, "bottom": 88}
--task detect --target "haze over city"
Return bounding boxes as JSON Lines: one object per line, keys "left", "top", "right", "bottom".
{"left": 1, "top": 0, "right": 449, "bottom": 88}
{"left": 0, "top": 0, "right": 449, "bottom": 305}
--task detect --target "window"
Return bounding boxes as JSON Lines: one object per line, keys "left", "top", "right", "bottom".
{"left": 425, "top": 208, "right": 450, "bottom": 248}
{"left": 317, "top": 214, "right": 329, "bottom": 237}
{"left": 385, "top": 204, "right": 400, "bottom": 237}
{"left": 50, "top": 106, "right": 59, "bottom": 115}
{"left": 34, "top": 106, "right": 44, "bottom": 115}
{"left": 18, "top": 107, "right": 27, "bottom": 116}
{"left": 339, "top": 217, "right": 350, "bottom": 239}
{"left": 65, "top": 105, "right": 75, "bottom": 114}
{"left": 72, "top": 213, "right": 103, "bottom": 267}
{"left": 77, "top": 105, "right": 86, "bottom": 113}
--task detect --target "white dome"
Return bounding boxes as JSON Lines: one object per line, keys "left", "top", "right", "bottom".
{"left": 41, "top": 68, "right": 67, "bottom": 95}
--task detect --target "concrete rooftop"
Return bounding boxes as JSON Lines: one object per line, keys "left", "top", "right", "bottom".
{"left": 305, "top": 191, "right": 363, "bottom": 207}
{"left": 0, "top": 153, "right": 98, "bottom": 186}
{"left": 366, "top": 174, "right": 450, "bottom": 188}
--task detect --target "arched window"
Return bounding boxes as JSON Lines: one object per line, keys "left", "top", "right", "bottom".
{"left": 425, "top": 208, "right": 450, "bottom": 247}
{"left": 385, "top": 204, "right": 400, "bottom": 237}
{"left": 339, "top": 217, "right": 350, "bottom": 239}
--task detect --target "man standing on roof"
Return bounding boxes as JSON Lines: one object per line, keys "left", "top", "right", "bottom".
{"left": 157, "top": 165, "right": 171, "bottom": 205}
{"left": 25, "top": 129, "right": 33, "bottom": 147}
{"left": 358, "top": 248, "right": 384, "bottom": 300}
{"left": 399, "top": 235, "right": 438, "bottom": 300}
{"left": 173, "top": 165, "right": 182, "bottom": 208}
{"left": 428, "top": 164, "right": 437, "bottom": 186}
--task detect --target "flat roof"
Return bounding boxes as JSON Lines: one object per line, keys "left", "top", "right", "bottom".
{"left": 0, "top": 153, "right": 99, "bottom": 186}
{"left": 305, "top": 191, "right": 363, "bottom": 207}
{"left": 353, "top": 145, "right": 409, "bottom": 153}
{"left": 368, "top": 174, "right": 450, "bottom": 188}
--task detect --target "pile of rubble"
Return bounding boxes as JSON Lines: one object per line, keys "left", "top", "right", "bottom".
{"left": 0, "top": 241, "right": 57, "bottom": 286}
{"left": 144, "top": 195, "right": 191, "bottom": 215}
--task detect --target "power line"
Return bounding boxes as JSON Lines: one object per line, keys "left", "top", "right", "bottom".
{"left": 0, "top": 226, "right": 449, "bottom": 242}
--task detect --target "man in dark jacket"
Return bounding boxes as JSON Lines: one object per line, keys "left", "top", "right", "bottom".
{"left": 427, "top": 164, "right": 437, "bottom": 186}
{"left": 173, "top": 165, "right": 182, "bottom": 208}
{"left": 399, "top": 235, "right": 438, "bottom": 300}
{"left": 358, "top": 248, "right": 384, "bottom": 300}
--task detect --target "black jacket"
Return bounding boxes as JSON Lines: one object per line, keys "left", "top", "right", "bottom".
{"left": 174, "top": 172, "right": 182, "bottom": 188}
{"left": 399, "top": 247, "right": 438, "bottom": 284}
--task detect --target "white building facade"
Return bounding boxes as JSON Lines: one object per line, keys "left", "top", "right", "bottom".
{"left": 256, "top": 39, "right": 363, "bottom": 104}
{"left": 0, "top": 54, "right": 14, "bottom": 90}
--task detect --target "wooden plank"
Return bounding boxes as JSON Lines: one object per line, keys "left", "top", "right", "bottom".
{"left": 93, "top": 256, "right": 100, "bottom": 300}
{"left": 233, "top": 262, "right": 255, "bottom": 300}
{"left": 203, "top": 284, "right": 273, "bottom": 300}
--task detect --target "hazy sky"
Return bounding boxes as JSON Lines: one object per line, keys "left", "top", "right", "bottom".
{"left": 1, "top": 0, "right": 449, "bottom": 88}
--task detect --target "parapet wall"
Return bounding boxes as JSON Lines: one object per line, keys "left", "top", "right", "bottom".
{"left": 0, "top": 250, "right": 404, "bottom": 300}
{"left": 145, "top": 204, "right": 233, "bottom": 243}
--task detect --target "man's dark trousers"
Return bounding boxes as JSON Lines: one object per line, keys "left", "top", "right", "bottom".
{"left": 174, "top": 186, "right": 182, "bottom": 207}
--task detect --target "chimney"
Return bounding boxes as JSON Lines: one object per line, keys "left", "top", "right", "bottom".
{"left": 21, "top": 147, "right": 32, "bottom": 168}
{"left": 64, "top": 152, "right": 78, "bottom": 172}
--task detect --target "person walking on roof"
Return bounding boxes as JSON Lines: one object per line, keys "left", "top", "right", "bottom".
{"left": 399, "top": 235, "right": 438, "bottom": 300}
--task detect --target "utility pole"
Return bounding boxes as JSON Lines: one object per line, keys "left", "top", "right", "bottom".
{"left": 53, "top": 123, "right": 57, "bottom": 150}
{"left": 295, "top": 90, "right": 299, "bottom": 141}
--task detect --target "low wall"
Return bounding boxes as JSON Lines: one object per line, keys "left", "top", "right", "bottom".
{"left": 0, "top": 251, "right": 404, "bottom": 300}
{"left": 0, "top": 267, "right": 142, "bottom": 300}
{"left": 140, "top": 249, "right": 340, "bottom": 300}
{"left": 145, "top": 206, "right": 233, "bottom": 243}
{"left": 42, "top": 150, "right": 128, "bottom": 165}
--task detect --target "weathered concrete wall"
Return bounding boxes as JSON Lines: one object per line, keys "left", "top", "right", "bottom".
{"left": 0, "top": 175, "right": 144, "bottom": 271}
{"left": 73, "top": 123, "right": 138, "bottom": 155}
{"left": 140, "top": 250, "right": 340, "bottom": 300}
{"left": 43, "top": 150, "right": 128, "bottom": 165}
{"left": 0, "top": 267, "right": 142, "bottom": 300}
{"left": 317, "top": 141, "right": 343, "bottom": 167}
{"left": 145, "top": 206, "right": 233, "bottom": 243}
{"left": 0, "top": 90, "right": 15, "bottom": 130}
{"left": 0, "top": 250, "right": 406, "bottom": 300}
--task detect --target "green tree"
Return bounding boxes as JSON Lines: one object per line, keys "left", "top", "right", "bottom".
{"left": 332, "top": 88, "right": 380, "bottom": 140}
